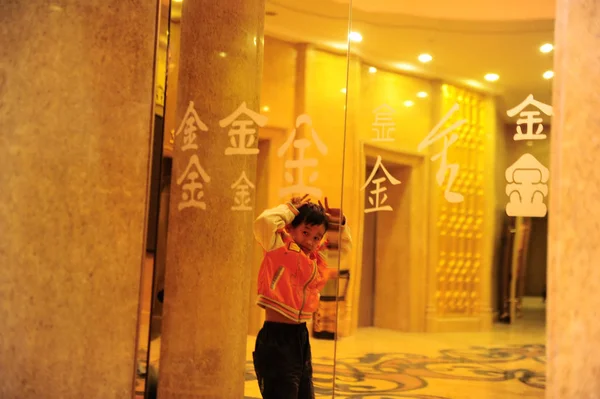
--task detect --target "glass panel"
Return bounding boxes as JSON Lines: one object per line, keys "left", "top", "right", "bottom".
{"left": 335, "top": 2, "right": 552, "bottom": 398}
{"left": 134, "top": 0, "right": 353, "bottom": 398}
{"left": 244, "top": 1, "right": 352, "bottom": 398}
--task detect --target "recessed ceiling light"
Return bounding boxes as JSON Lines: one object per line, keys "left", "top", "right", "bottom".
{"left": 349, "top": 32, "right": 363, "bottom": 43}
{"left": 543, "top": 70, "right": 554, "bottom": 79}
{"left": 328, "top": 42, "right": 348, "bottom": 51}
{"left": 417, "top": 91, "right": 428, "bottom": 98}
{"left": 395, "top": 63, "right": 417, "bottom": 71}
{"left": 262, "top": 106, "right": 270, "bottom": 112}
{"left": 369, "top": 66, "right": 377, "bottom": 74}
{"left": 418, "top": 53, "right": 433, "bottom": 63}
{"left": 465, "top": 79, "right": 484, "bottom": 89}
{"left": 404, "top": 100, "right": 415, "bottom": 107}
{"left": 341, "top": 88, "right": 347, "bottom": 94}
{"left": 218, "top": 52, "right": 227, "bottom": 58}
{"left": 540, "top": 43, "right": 554, "bottom": 53}
{"left": 484, "top": 73, "right": 499, "bottom": 82}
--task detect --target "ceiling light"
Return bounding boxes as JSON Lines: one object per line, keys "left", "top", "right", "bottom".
{"left": 173, "top": 0, "right": 182, "bottom": 2}
{"left": 341, "top": 88, "right": 347, "bottom": 94}
{"left": 262, "top": 106, "right": 270, "bottom": 112}
{"left": 404, "top": 100, "right": 414, "bottom": 107}
{"left": 484, "top": 73, "right": 499, "bottom": 82}
{"left": 540, "top": 43, "right": 554, "bottom": 53}
{"left": 218, "top": 52, "right": 227, "bottom": 58}
{"left": 349, "top": 32, "right": 363, "bottom": 43}
{"left": 465, "top": 79, "right": 484, "bottom": 89}
{"left": 327, "top": 42, "right": 348, "bottom": 51}
{"left": 368, "top": 66, "right": 377, "bottom": 74}
{"left": 417, "top": 91, "right": 428, "bottom": 98}
{"left": 418, "top": 53, "right": 433, "bottom": 63}
{"left": 395, "top": 63, "right": 417, "bottom": 72}
{"left": 543, "top": 70, "right": 554, "bottom": 79}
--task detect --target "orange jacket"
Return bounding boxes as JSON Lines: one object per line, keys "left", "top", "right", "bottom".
{"left": 253, "top": 203, "right": 352, "bottom": 323}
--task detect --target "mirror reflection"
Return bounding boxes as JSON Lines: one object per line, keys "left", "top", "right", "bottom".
{"left": 133, "top": 0, "right": 552, "bottom": 398}
{"left": 333, "top": 1, "right": 551, "bottom": 398}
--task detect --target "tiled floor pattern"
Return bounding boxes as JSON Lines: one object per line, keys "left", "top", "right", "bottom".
{"left": 244, "top": 304, "right": 546, "bottom": 399}
{"left": 136, "top": 300, "right": 545, "bottom": 399}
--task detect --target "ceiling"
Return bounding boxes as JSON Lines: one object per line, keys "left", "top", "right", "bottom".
{"left": 264, "top": 0, "right": 556, "bottom": 120}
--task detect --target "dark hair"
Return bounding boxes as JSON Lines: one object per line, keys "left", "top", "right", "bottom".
{"left": 291, "top": 202, "right": 329, "bottom": 231}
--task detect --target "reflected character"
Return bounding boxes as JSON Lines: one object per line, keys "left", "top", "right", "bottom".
{"left": 219, "top": 101, "right": 268, "bottom": 155}
{"left": 372, "top": 104, "right": 396, "bottom": 142}
{"left": 176, "top": 154, "right": 210, "bottom": 211}
{"left": 360, "top": 155, "right": 401, "bottom": 213}
{"left": 277, "top": 115, "right": 328, "bottom": 199}
{"left": 175, "top": 101, "right": 208, "bottom": 152}
{"left": 230, "top": 171, "right": 255, "bottom": 211}
{"left": 506, "top": 94, "right": 552, "bottom": 141}
{"left": 505, "top": 153, "right": 549, "bottom": 217}
{"left": 252, "top": 195, "right": 352, "bottom": 398}
{"left": 418, "top": 103, "right": 466, "bottom": 203}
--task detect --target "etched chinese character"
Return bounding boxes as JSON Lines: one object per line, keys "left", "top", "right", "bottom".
{"left": 505, "top": 153, "right": 549, "bottom": 217}
{"left": 277, "top": 114, "right": 328, "bottom": 199}
{"left": 231, "top": 171, "right": 255, "bottom": 211}
{"left": 219, "top": 102, "right": 268, "bottom": 155}
{"left": 175, "top": 101, "right": 208, "bottom": 152}
{"left": 360, "top": 155, "right": 401, "bottom": 213}
{"left": 506, "top": 94, "right": 552, "bottom": 141}
{"left": 372, "top": 104, "right": 396, "bottom": 142}
{"left": 176, "top": 154, "right": 210, "bottom": 211}
{"left": 418, "top": 103, "right": 466, "bottom": 203}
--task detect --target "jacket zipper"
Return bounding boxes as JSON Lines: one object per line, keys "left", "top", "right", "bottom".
{"left": 298, "top": 256, "right": 318, "bottom": 322}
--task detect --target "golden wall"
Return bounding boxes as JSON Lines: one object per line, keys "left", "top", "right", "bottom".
{"left": 252, "top": 37, "right": 500, "bottom": 334}
{"left": 162, "top": 35, "right": 501, "bottom": 335}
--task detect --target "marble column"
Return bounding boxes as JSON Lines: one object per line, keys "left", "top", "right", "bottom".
{"left": 548, "top": 1, "right": 600, "bottom": 397}
{"left": 158, "top": 0, "right": 265, "bottom": 397}
{"left": 0, "top": 2, "right": 157, "bottom": 399}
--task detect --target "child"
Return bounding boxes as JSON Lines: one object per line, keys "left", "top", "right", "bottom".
{"left": 252, "top": 194, "right": 352, "bottom": 399}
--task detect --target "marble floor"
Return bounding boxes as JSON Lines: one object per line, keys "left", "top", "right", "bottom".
{"left": 135, "top": 298, "right": 545, "bottom": 398}
{"left": 244, "top": 300, "right": 546, "bottom": 399}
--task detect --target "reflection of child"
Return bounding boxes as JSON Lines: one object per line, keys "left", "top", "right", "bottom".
{"left": 252, "top": 195, "right": 352, "bottom": 398}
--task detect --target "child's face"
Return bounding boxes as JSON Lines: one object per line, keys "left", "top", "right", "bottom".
{"left": 288, "top": 222, "right": 326, "bottom": 254}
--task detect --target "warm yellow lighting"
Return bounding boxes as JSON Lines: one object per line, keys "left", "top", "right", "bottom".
{"left": 484, "top": 73, "right": 499, "bottom": 82}
{"left": 540, "top": 43, "right": 554, "bottom": 53}
{"left": 418, "top": 53, "right": 433, "bottom": 63}
{"left": 341, "top": 88, "right": 347, "bottom": 94}
{"left": 465, "top": 79, "right": 484, "bottom": 89}
{"left": 368, "top": 66, "right": 377, "bottom": 74}
{"left": 173, "top": 0, "right": 183, "bottom": 2}
{"left": 404, "top": 100, "right": 415, "bottom": 107}
{"left": 395, "top": 63, "right": 417, "bottom": 71}
{"left": 218, "top": 52, "right": 227, "bottom": 58}
{"left": 543, "top": 70, "right": 554, "bottom": 79}
{"left": 328, "top": 42, "right": 348, "bottom": 51}
{"left": 349, "top": 31, "right": 363, "bottom": 43}
{"left": 262, "top": 106, "right": 270, "bottom": 112}
{"left": 417, "top": 91, "right": 428, "bottom": 98}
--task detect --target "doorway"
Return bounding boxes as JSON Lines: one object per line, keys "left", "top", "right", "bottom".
{"left": 354, "top": 144, "right": 428, "bottom": 332}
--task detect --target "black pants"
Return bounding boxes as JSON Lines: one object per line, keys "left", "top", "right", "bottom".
{"left": 253, "top": 321, "right": 315, "bottom": 399}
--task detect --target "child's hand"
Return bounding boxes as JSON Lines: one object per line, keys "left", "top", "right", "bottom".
{"left": 319, "top": 197, "right": 346, "bottom": 225}
{"left": 291, "top": 194, "right": 311, "bottom": 208}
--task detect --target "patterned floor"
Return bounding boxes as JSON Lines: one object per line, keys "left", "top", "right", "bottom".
{"left": 244, "top": 302, "right": 546, "bottom": 399}
{"left": 244, "top": 344, "right": 545, "bottom": 398}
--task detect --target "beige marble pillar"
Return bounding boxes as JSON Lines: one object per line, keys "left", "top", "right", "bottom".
{"left": 548, "top": 1, "right": 600, "bottom": 397}
{"left": 158, "top": 0, "right": 265, "bottom": 397}
{"left": 0, "top": 2, "right": 157, "bottom": 398}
